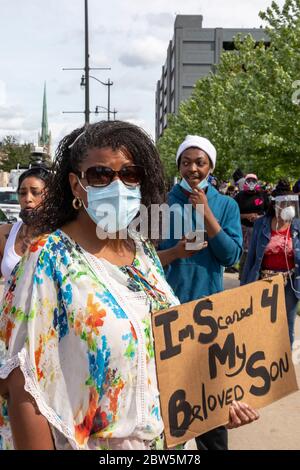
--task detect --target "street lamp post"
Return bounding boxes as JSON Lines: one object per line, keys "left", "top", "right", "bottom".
{"left": 62, "top": 0, "right": 111, "bottom": 125}
{"left": 95, "top": 105, "right": 118, "bottom": 120}
{"left": 107, "top": 79, "right": 111, "bottom": 121}
{"left": 84, "top": 0, "right": 90, "bottom": 125}
{"left": 81, "top": 75, "right": 113, "bottom": 120}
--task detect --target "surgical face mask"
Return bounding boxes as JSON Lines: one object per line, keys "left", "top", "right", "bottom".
{"left": 276, "top": 205, "right": 296, "bottom": 222}
{"left": 247, "top": 182, "right": 257, "bottom": 191}
{"left": 274, "top": 194, "right": 299, "bottom": 222}
{"left": 180, "top": 176, "right": 209, "bottom": 193}
{"left": 78, "top": 178, "right": 141, "bottom": 233}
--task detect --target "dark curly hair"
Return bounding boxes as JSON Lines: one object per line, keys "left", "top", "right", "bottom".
{"left": 271, "top": 179, "right": 292, "bottom": 198}
{"left": 17, "top": 167, "right": 50, "bottom": 192}
{"left": 34, "top": 120, "right": 166, "bottom": 238}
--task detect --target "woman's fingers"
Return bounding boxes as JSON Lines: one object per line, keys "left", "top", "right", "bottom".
{"left": 239, "top": 402, "right": 260, "bottom": 421}
{"left": 184, "top": 241, "right": 208, "bottom": 255}
{"left": 227, "top": 404, "right": 241, "bottom": 429}
{"left": 227, "top": 401, "right": 259, "bottom": 429}
{"left": 231, "top": 400, "right": 250, "bottom": 423}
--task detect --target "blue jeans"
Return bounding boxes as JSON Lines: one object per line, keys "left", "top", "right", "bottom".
{"left": 285, "top": 279, "right": 299, "bottom": 347}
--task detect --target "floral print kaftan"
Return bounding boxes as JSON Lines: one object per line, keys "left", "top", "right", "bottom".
{"left": 0, "top": 229, "right": 179, "bottom": 450}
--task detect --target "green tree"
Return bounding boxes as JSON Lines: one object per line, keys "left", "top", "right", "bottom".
{"left": 0, "top": 136, "right": 32, "bottom": 172}
{"left": 158, "top": 0, "right": 300, "bottom": 184}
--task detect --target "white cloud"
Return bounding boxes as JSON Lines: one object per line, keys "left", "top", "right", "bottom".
{"left": 0, "top": 0, "right": 286, "bottom": 153}
{"left": 144, "top": 12, "right": 174, "bottom": 29}
{"left": 92, "top": 51, "right": 111, "bottom": 69}
{"left": 57, "top": 29, "right": 83, "bottom": 45}
{"left": 56, "top": 81, "right": 79, "bottom": 96}
{"left": 0, "top": 106, "right": 25, "bottom": 131}
{"left": 119, "top": 36, "right": 167, "bottom": 68}
{"left": 49, "top": 120, "right": 81, "bottom": 155}
{"left": 0, "top": 81, "right": 7, "bottom": 106}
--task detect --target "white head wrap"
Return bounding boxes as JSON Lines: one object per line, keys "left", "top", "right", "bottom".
{"left": 176, "top": 135, "right": 217, "bottom": 170}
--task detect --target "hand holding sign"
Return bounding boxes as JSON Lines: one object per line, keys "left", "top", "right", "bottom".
{"left": 152, "top": 275, "right": 298, "bottom": 448}
{"left": 227, "top": 401, "right": 259, "bottom": 429}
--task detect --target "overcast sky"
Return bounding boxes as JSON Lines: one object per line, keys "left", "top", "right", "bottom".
{"left": 0, "top": 0, "right": 285, "bottom": 155}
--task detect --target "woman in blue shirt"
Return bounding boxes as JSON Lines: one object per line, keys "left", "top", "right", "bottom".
{"left": 158, "top": 135, "right": 243, "bottom": 451}
{"left": 241, "top": 180, "right": 300, "bottom": 347}
{"left": 158, "top": 135, "right": 242, "bottom": 302}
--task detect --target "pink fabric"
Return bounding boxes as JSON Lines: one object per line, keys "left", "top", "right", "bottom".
{"left": 254, "top": 198, "right": 263, "bottom": 206}
{"left": 245, "top": 173, "right": 258, "bottom": 180}
{"left": 262, "top": 227, "right": 295, "bottom": 270}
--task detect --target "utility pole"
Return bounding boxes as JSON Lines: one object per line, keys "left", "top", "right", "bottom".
{"left": 95, "top": 105, "right": 118, "bottom": 120}
{"left": 83, "top": 75, "right": 113, "bottom": 120}
{"left": 107, "top": 79, "right": 112, "bottom": 120}
{"left": 84, "top": 0, "right": 90, "bottom": 125}
{"left": 62, "top": 0, "right": 112, "bottom": 124}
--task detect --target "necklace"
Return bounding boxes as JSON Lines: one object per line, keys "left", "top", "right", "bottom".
{"left": 18, "top": 225, "right": 33, "bottom": 254}
{"left": 272, "top": 218, "right": 290, "bottom": 233}
{"left": 82, "top": 249, "right": 170, "bottom": 310}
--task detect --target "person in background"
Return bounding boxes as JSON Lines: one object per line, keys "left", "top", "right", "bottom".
{"left": 292, "top": 178, "right": 300, "bottom": 195}
{"left": 207, "top": 174, "right": 219, "bottom": 190}
{"left": 265, "top": 183, "right": 274, "bottom": 196}
{"left": 227, "top": 184, "right": 238, "bottom": 198}
{"left": 219, "top": 181, "right": 229, "bottom": 195}
{"left": 241, "top": 179, "right": 300, "bottom": 346}
{"left": 293, "top": 179, "right": 300, "bottom": 211}
{"left": 234, "top": 174, "right": 270, "bottom": 279}
{"left": 158, "top": 135, "right": 243, "bottom": 451}
{"left": 232, "top": 168, "right": 245, "bottom": 192}
{"left": 0, "top": 167, "right": 49, "bottom": 285}
{"left": 0, "top": 122, "right": 258, "bottom": 450}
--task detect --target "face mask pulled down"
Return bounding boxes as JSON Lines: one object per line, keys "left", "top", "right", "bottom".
{"left": 19, "top": 208, "right": 37, "bottom": 225}
{"left": 78, "top": 178, "right": 142, "bottom": 235}
{"left": 180, "top": 176, "right": 209, "bottom": 193}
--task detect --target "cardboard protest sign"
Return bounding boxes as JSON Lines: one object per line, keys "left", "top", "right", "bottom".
{"left": 152, "top": 275, "right": 299, "bottom": 448}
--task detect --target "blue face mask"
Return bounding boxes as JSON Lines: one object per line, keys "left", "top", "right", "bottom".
{"left": 180, "top": 176, "right": 209, "bottom": 193}
{"left": 78, "top": 178, "right": 141, "bottom": 233}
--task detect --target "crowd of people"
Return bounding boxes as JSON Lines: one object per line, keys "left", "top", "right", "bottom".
{"left": 0, "top": 120, "right": 298, "bottom": 451}
{"left": 210, "top": 169, "right": 300, "bottom": 348}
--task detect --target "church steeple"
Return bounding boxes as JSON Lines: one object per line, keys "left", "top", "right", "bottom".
{"left": 38, "top": 82, "right": 51, "bottom": 155}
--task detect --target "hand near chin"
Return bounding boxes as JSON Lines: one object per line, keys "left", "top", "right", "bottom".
{"left": 189, "top": 188, "right": 208, "bottom": 212}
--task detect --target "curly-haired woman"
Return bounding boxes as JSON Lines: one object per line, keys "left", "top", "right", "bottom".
{"left": 0, "top": 167, "right": 49, "bottom": 284}
{"left": 0, "top": 121, "right": 258, "bottom": 450}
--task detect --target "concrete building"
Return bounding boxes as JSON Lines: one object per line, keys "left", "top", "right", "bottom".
{"left": 155, "top": 15, "right": 269, "bottom": 141}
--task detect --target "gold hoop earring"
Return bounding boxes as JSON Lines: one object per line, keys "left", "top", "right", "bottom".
{"left": 72, "top": 197, "right": 83, "bottom": 210}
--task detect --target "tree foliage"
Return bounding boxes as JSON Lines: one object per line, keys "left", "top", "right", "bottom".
{"left": 158, "top": 0, "right": 300, "bottom": 183}
{"left": 0, "top": 136, "right": 32, "bottom": 172}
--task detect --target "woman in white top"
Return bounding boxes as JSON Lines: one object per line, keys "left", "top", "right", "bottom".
{"left": 0, "top": 167, "right": 49, "bottom": 284}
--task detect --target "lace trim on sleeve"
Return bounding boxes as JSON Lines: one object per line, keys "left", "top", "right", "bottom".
{"left": 0, "top": 354, "right": 20, "bottom": 379}
{"left": 0, "top": 348, "right": 81, "bottom": 450}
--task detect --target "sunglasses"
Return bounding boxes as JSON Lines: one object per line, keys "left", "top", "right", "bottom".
{"left": 78, "top": 165, "right": 144, "bottom": 188}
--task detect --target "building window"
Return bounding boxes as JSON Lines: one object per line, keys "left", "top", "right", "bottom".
{"left": 171, "top": 52, "right": 175, "bottom": 72}
{"left": 171, "top": 72, "right": 175, "bottom": 92}
{"left": 222, "top": 41, "right": 235, "bottom": 51}
{"left": 171, "top": 96, "right": 175, "bottom": 113}
{"left": 163, "top": 113, "right": 168, "bottom": 128}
